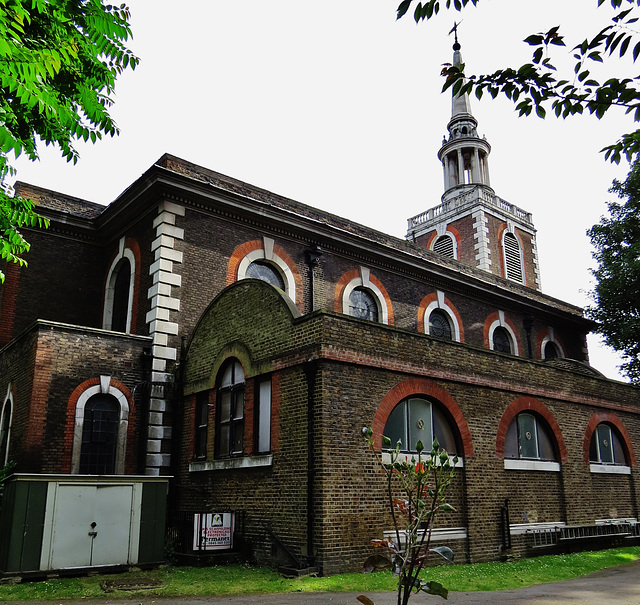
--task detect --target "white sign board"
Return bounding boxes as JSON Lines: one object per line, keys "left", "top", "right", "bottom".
{"left": 193, "top": 512, "right": 234, "bottom": 551}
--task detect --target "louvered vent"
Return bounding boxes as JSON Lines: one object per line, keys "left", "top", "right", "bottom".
{"left": 503, "top": 233, "right": 523, "bottom": 282}
{"left": 433, "top": 235, "right": 455, "bottom": 258}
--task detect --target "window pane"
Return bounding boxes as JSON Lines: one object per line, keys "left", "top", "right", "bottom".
{"left": 505, "top": 420, "right": 518, "bottom": 458}
{"left": 257, "top": 380, "right": 271, "bottom": 453}
{"left": 493, "top": 327, "right": 512, "bottom": 354}
{"left": 537, "top": 422, "right": 556, "bottom": 461}
{"left": 80, "top": 395, "right": 119, "bottom": 474}
{"left": 408, "top": 399, "right": 432, "bottom": 452}
{"left": 518, "top": 414, "right": 538, "bottom": 459}
{"left": 433, "top": 406, "right": 457, "bottom": 454}
{"left": 220, "top": 392, "right": 231, "bottom": 422}
{"left": 611, "top": 429, "right": 627, "bottom": 465}
{"left": 597, "top": 424, "right": 614, "bottom": 464}
{"left": 246, "top": 260, "right": 285, "bottom": 290}
{"left": 429, "top": 310, "right": 452, "bottom": 340}
{"left": 218, "top": 424, "right": 230, "bottom": 457}
{"left": 232, "top": 420, "right": 244, "bottom": 454}
{"left": 384, "top": 404, "right": 406, "bottom": 450}
{"left": 349, "top": 288, "right": 379, "bottom": 322}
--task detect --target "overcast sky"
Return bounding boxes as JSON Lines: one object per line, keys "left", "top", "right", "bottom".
{"left": 10, "top": 1, "right": 634, "bottom": 380}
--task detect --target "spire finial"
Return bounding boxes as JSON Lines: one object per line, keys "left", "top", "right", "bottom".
{"left": 449, "top": 21, "right": 462, "bottom": 50}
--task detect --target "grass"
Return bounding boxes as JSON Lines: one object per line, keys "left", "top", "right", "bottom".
{"left": 1, "top": 546, "right": 639, "bottom": 601}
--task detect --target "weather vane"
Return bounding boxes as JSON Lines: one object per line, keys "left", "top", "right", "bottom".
{"left": 449, "top": 20, "right": 462, "bottom": 48}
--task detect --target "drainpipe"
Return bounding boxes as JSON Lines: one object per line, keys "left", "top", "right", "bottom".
{"left": 523, "top": 315, "right": 534, "bottom": 359}
{"left": 302, "top": 359, "right": 318, "bottom": 569}
{"left": 304, "top": 245, "right": 322, "bottom": 314}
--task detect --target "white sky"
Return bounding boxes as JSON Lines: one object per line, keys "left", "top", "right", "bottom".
{"left": 10, "top": 1, "right": 635, "bottom": 380}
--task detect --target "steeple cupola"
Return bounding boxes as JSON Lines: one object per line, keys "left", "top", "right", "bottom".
{"left": 438, "top": 40, "right": 493, "bottom": 202}
{"left": 406, "top": 37, "right": 541, "bottom": 291}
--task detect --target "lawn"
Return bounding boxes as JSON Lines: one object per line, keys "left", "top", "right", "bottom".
{"left": 0, "top": 546, "right": 638, "bottom": 601}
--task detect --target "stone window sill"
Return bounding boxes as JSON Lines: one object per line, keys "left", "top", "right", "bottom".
{"left": 504, "top": 459, "right": 560, "bottom": 472}
{"left": 590, "top": 463, "right": 631, "bottom": 475}
{"left": 189, "top": 455, "right": 273, "bottom": 472}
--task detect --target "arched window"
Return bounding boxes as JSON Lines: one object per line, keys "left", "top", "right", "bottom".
{"left": 503, "top": 231, "right": 524, "bottom": 283}
{"left": 111, "top": 259, "right": 131, "bottom": 333}
{"left": 590, "top": 423, "right": 627, "bottom": 466}
{"left": 103, "top": 241, "right": 136, "bottom": 333}
{"left": 433, "top": 234, "right": 455, "bottom": 259}
{"left": 216, "top": 360, "right": 245, "bottom": 458}
{"left": 0, "top": 388, "right": 13, "bottom": 467}
{"left": 428, "top": 309, "right": 453, "bottom": 340}
{"left": 492, "top": 326, "right": 513, "bottom": 354}
{"left": 505, "top": 413, "right": 557, "bottom": 462}
{"left": 245, "top": 260, "right": 286, "bottom": 291}
{"left": 384, "top": 397, "right": 459, "bottom": 455}
{"left": 79, "top": 394, "right": 120, "bottom": 474}
{"left": 348, "top": 287, "right": 379, "bottom": 322}
{"left": 543, "top": 341, "right": 561, "bottom": 360}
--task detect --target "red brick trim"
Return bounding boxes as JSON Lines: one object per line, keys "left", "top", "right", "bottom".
{"left": 334, "top": 269, "right": 394, "bottom": 325}
{"left": 583, "top": 412, "right": 635, "bottom": 466}
{"left": 497, "top": 224, "right": 527, "bottom": 285}
{"left": 371, "top": 378, "right": 473, "bottom": 457}
{"left": 495, "top": 396, "right": 568, "bottom": 462}
{"left": 417, "top": 292, "right": 465, "bottom": 342}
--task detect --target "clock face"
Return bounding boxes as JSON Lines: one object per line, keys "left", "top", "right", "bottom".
{"left": 349, "top": 288, "right": 378, "bottom": 322}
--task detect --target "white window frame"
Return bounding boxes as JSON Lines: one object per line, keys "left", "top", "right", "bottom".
{"left": 488, "top": 311, "right": 519, "bottom": 355}
{"left": 0, "top": 384, "right": 14, "bottom": 466}
{"left": 237, "top": 237, "right": 296, "bottom": 303}
{"left": 341, "top": 266, "right": 389, "bottom": 324}
{"left": 71, "top": 376, "right": 129, "bottom": 474}
{"left": 424, "top": 291, "right": 461, "bottom": 342}
{"left": 103, "top": 237, "right": 136, "bottom": 333}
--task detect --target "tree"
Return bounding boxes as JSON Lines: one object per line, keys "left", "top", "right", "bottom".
{"left": 587, "top": 160, "right": 640, "bottom": 382}
{"left": 0, "top": 0, "right": 138, "bottom": 281}
{"left": 396, "top": 0, "right": 640, "bottom": 164}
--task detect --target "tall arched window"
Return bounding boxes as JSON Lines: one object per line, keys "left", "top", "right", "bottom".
{"left": 384, "top": 397, "right": 459, "bottom": 456}
{"left": 103, "top": 241, "right": 136, "bottom": 333}
{"left": 216, "top": 360, "right": 245, "bottom": 458}
{"left": 0, "top": 388, "right": 13, "bottom": 467}
{"left": 111, "top": 259, "right": 131, "bottom": 333}
{"left": 503, "top": 231, "right": 524, "bottom": 283}
{"left": 79, "top": 394, "right": 120, "bottom": 474}
{"left": 590, "top": 423, "right": 627, "bottom": 466}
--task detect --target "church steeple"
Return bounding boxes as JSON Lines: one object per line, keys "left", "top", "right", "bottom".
{"left": 438, "top": 38, "right": 492, "bottom": 202}
{"left": 405, "top": 34, "right": 541, "bottom": 291}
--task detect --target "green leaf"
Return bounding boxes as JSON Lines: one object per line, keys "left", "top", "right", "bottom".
{"left": 430, "top": 545, "right": 455, "bottom": 563}
{"left": 422, "top": 580, "right": 449, "bottom": 599}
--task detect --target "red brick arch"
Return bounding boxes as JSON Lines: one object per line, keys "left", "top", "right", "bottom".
{"left": 371, "top": 378, "right": 473, "bottom": 457}
{"left": 417, "top": 292, "right": 465, "bottom": 342}
{"left": 425, "top": 226, "right": 462, "bottom": 257}
{"left": 583, "top": 412, "right": 635, "bottom": 466}
{"left": 496, "top": 396, "right": 567, "bottom": 462}
{"left": 334, "top": 269, "right": 394, "bottom": 325}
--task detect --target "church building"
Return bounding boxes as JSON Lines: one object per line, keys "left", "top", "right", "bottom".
{"left": 0, "top": 42, "right": 638, "bottom": 576}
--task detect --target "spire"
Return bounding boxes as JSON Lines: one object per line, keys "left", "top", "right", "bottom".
{"left": 437, "top": 32, "right": 492, "bottom": 202}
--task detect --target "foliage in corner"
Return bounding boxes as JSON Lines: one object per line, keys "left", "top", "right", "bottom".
{"left": 358, "top": 430, "right": 456, "bottom": 605}
{"left": 0, "top": 0, "right": 139, "bottom": 280}
{"left": 396, "top": 0, "right": 640, "bottom": 164}
{"left": 588, "top": 158, "right": 640, "bottom": 382}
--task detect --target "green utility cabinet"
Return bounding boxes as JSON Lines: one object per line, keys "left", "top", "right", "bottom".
{"left": 0, "top": 474, "right": 169, "bottom": 574}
